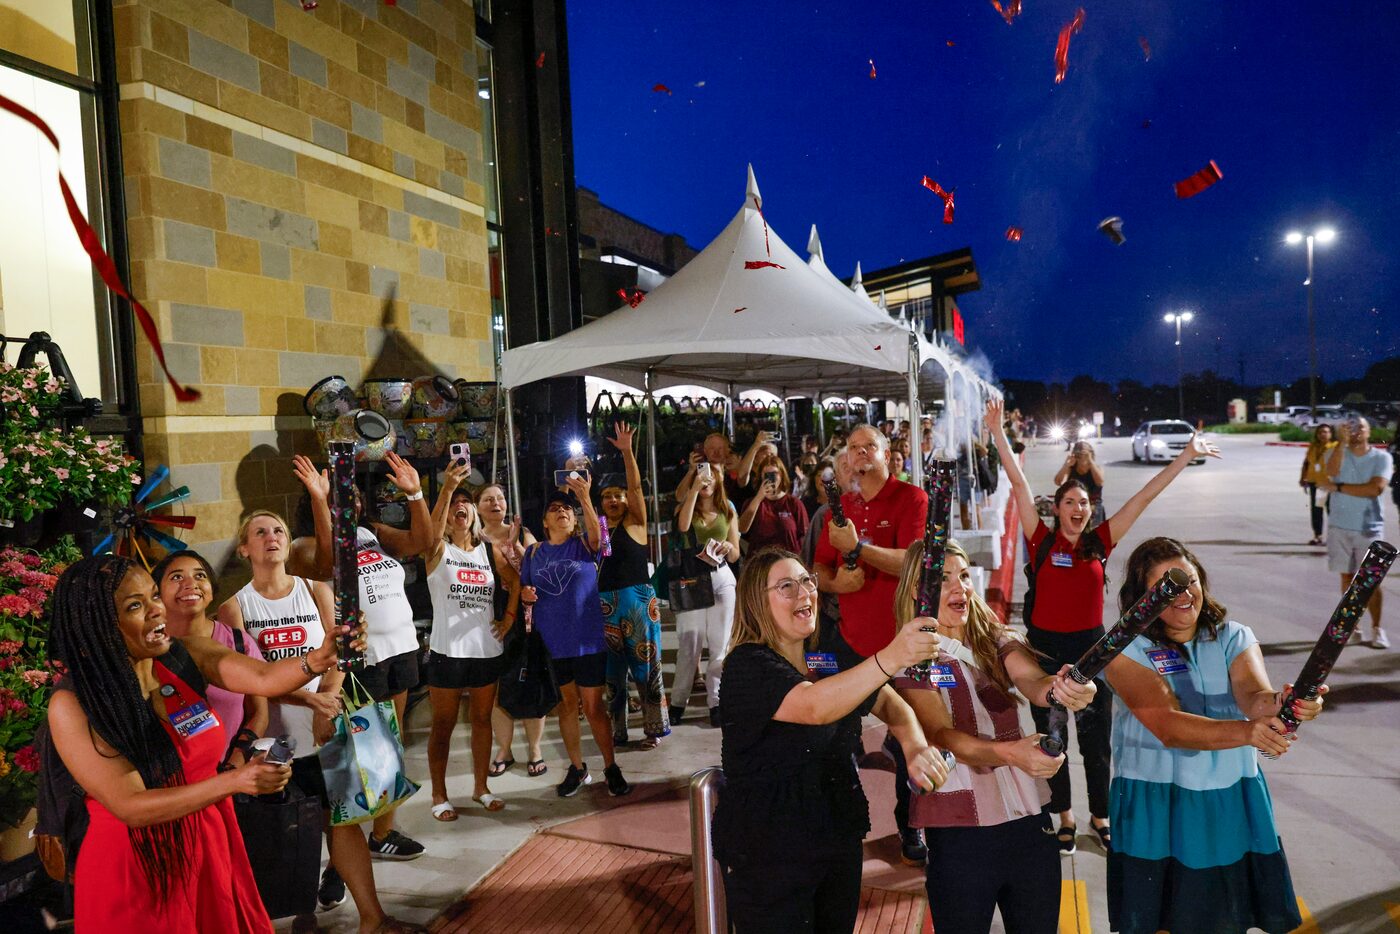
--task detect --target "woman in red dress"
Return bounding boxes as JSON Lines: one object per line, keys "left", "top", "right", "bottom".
{"left": 46, "top": 554, "right": 355, "bottom": 932}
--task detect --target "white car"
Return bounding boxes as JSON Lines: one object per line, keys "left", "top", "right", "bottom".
{"left": 1132, "top": 420, "right": 1206, "bottom": 464}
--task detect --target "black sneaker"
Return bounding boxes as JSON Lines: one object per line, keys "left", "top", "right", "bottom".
{"left": 557, "top": 762, "right": 591, "bottom": 797}
{"left": 317, "top": 865, "right": 346, "bottom": 910}
{"left": 1056, "top": 824, "right": 1078, "bottom": 856}
{"left": 709, "top": 706, "right": 721, "bottom": 728}
{"left": 670, "top": 705, "right": 685, "bottom": 724}
{"left": 899, "top": 827, "right": 927, "bottom": 866}
{"left": 368, "top": 829, "right": 426, "bottom": 861}
{"left": 604, "top": 763, "right": 632, "bottom": 797}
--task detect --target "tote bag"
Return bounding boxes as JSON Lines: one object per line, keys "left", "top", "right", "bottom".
{"left": 666, "top": 528, "right": 716, "bottom": 612}
{"left": 319, "top": 675, "right": 419, "bottom": 826}
{"left": 233, "top": 783, "right": 323, "bottom": 918}
{"left": 497, "top": 621, "right": 562, "bottom": 719}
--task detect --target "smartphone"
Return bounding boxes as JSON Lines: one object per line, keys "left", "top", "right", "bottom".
{"left": 764, "top": 469, "right": 780, "bottom": 486}
{"left": 554, "top": 468, "right": 588, "bottom": 487}
{"left": 766, "top": 431, "right": 783, "bottom": 443}
{"left": 697, "top": 462, "right": 712, "bottom": 481}
{"left": 449, "top": 443, "right": 471, "bottom": 469}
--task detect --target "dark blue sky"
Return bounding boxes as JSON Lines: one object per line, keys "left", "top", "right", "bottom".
{"left": 565, "top": 1, "right": 1400, "bottom": 387}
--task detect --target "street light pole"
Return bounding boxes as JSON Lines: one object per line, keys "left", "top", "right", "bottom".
{"left": 1286, "top": 227, "right": 1335, "bottom": 414}
{"left": 1164, "top": 311, "right": 1194, "bottom": 420}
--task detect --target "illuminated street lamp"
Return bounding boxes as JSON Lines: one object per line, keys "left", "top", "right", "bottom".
{"left": 1164, "top": 311, "right": 1195, "bottom": 419}
{"left": 1284, "top": 227, "right": 1337, "bottom": 412}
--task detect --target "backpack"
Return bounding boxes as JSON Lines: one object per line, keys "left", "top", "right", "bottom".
{"left": 1021, "top": 529, "right": 1109, "bottom": 628}
{"left": 34, "top": 640, "right": 208, "bottom": 882}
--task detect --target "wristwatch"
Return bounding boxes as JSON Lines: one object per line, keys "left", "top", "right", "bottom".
{"left": 848, "top": 538, "right": 870, "bottom": 562}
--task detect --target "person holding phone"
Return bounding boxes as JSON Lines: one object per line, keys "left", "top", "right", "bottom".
{"left": 739, "top": 455, "right": 810, "bottom": 554}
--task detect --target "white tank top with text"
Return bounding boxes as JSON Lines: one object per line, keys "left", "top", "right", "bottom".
{"left": 357, "top": 526, "right": 419, "bottom": 665}
{"left": 235, "top": 576, "right": 322, "bottom": 753}
{"left": 428, "top": 540, "right": 502, "bottom": 659}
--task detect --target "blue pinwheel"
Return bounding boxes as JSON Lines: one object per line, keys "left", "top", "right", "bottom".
{"left": 91, "top": 464, "right": 197, "bottom": 568}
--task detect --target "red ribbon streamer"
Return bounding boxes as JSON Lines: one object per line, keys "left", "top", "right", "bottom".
{"left": 652, "top": 84, "right": 672, "bottom": 95}
{"left": 1139, "top": 36, "right": 1152, "bottom": 61}
{"left": 0, "top": 91, "right": 200, "bottom": 401}
{"left": 744, "top": 261, "right": 785, "bottom": 270}
{"left": 616, "top": 288, "right": 645, "bottom": 308}
{"left": 921, "top": 176, "right": 955, "bottom": 224}
{"left": 990, "top": 0, "right": 1022, "bottom": 25}
{"left": 753, "top": 195, "right": 771, "bottom": 257}
{"left": 1055, "top": 8, "right": 1086, "bottom": 84}
{"left": 869, "top": 59, "right": 877, "bottom": 79}
{"left": 733, "top": 307, "right": 747, "bottom": 314}
{"left": 1173, "top": 160, "right": 1223, "bottom": 199}
{"left": 300, "top": 0, "right": 317, "bottom": 9}
{"left": 536, "top": 52, "right": 546, "bottom": 68}
{"left": 1005, "top": 226, "right": 1023, "bottom": 242}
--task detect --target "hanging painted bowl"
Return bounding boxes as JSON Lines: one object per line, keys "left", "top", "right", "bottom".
{"left": 304, "top": 375, "right": 357, "bottom": 420}
{"left": 453, "top": 380, "right": 498, "bottom": 419}
{"left": 362, "top": 378, "right": 414, "bottom": 419}
{"left": 328, "top": 409, "right": 395, "bottom": 462}
{"left": 372, "top": 479, "right": 410, "bottom": 527}
{"left": 404, "top": 418, "right": 447, "bottom": 459}
{"left": 388, "top": 418, "right": 413, "bottom": 457}
{"left": 410, "top": 375, "right": 460, "bottom": 419}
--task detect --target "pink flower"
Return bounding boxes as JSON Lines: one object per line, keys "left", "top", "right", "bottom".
{"left": 22, "top": 378, "right": 36, "bottom": 390}
{"left": 21, "top": 669, "right": 49, "bottom": 688}
{"left": 19, "top": 554, "right": 42, "bottom": 568}
{"left": 54, "top": 468, "right": 69, "bottom": 480}
{"left": 0, "top": 640, "right": 25, "bottom": 655}
{"left": 13, "top": 745, "right": 39, "bottom": 773}
{"left": 0, "top": 596, "right": 32, "bottom": 618}
{"left": 20, "top": 586, "right": 48, "bottom": 611}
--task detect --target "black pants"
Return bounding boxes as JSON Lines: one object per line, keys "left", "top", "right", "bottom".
{"left": 1025, "top": 624, "right": 1112, "bottom": 818}
{"left": 723, "top": 845, "right": 863, "bottom": 933}
{"left": 1305, "top": 482, "right": 1326, "bottom": 537}
{"left": 924, "top": 814, "right": 1060, "bottom": 934}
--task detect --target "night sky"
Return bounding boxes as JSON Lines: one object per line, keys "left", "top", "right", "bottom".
{"left": 564, "top": 1, "right": 1400, "bottom": 388}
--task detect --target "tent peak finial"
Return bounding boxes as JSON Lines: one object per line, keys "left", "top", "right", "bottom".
{"left": 851, "top": 261, "right": 863, "bottom": 289}
{"left": 807, "top": 225, "right": 823, "bottom": 261}
{"left": 746, "top": 163, "right": 762, "bottom": 209}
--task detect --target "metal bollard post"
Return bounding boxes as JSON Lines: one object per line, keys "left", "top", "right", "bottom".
{"left": 689, "top": 766, "right": 727, "bottom": 934}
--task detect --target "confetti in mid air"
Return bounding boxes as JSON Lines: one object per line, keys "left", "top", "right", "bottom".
{"left": 733, "top": 307, "right": 747, "bottom": 314}
{"left": 1173, "top": 160, "right": 1223, "bottom": 199}
{"left": 744, "top": 261, "right": 785, "bottom": 270}
{"left": 869, "top": 59, "right": 877, "bottom": 79}
{"left": 536, "top": 52, "right": 546, "bottom": 68}
{"left": 300, "top": 0, "right": 317, "bottom": 9}
{"left": 947, "top": 40, "right": 956, "bottom": 47}
{"left": 695, "top": 80, "right": 706, "bottom": 87}
{"left": 753, "top": 195, "right": 771, "bottom": 256}
{"left": 873, "top": 345, "right": 882, "bottom": 351}
{"left": 921, "top": 176, "right": 956, "bottom": 224}
{"left": 990, "top": 0, "right": 1022, "bottom": 25}
{"left": 1005, "top": 226, "right": 1023, "bottom": 242}
{"left": 653, "top": 84, "right": 672, "bottom": 95}
{"left": 616, "top": 288, "right": 645, "bottom": 308}
{"left": 1054, "top": 8, "right": 1086, "bottom": 83}
{"left": 1139, "top": 36, "right": 1152, "bottom": 61}
{"left": 1098, "top": 216, "right": 1126, "bottom": 246}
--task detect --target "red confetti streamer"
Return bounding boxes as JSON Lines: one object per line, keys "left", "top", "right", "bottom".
{"left": 947, "top": 40, "right": 956, "bottom": 47}
{"left": 1054, "top": 8, "right": 1086, "bottom": 84}
{"left": 744, "top": 261, "right": 785, "bottom": 270}
{"left": 921, "top": 176, "right": 955, "bottom": 224}
{"left": 752, "top": 195, "right": 771, "bottom": 257}
{"left": 869, "top": 59, "right": 877, "bottom": 79}
{"left": 652, "top": 84, "right": 672, "bottom": 95}
{"left": 873, "top": 345, "right": 882, "bottom": 351}
{"left": 1139, "top": 36, "right": 1151, "bottom": 61}
{"left": 1173, "top": 160, "right": 1223, "bottom": 199}
{"left": 0, "top": 91, "right": 199, "bottom": 401}
{"left": 536, "top": 52, "right": 546, "bottom": 68}
{"left": 300, "top": 0, "right": 317, "bottom": 9}
{"left": 616, "top": 288, "right": 645, "bottom": 308}
{"left": 990, "top": 0, "right": 1022, "bottom": 25}
{"left": 1005, "top": 226, "right": 1023, "bottom": 242}
{"left": 733, "top": 307, "right": 747, "bottom": 314}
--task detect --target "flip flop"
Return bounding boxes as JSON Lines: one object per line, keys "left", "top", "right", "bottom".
{"left": 473, "top": 793, "right": 506, "bottom": 812}
{"left": 488, "top": 757, "right": 515, "bottom": 777}
{"left": 527, "top": 759, "right": 548, "bottom": 777}
{"left": 431, "top": 800, "right": 458, "bottom": 822}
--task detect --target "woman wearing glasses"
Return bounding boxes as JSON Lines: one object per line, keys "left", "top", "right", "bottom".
{"left": 713, "top": 548, "right": 949, "bottom": 933}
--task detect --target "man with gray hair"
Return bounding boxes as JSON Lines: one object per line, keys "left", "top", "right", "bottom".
{"left": 1322, "top": 416, "right": 1392, "bottom": 648}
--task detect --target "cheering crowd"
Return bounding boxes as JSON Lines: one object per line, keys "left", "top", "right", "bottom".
{"left": 37, "top": 399, "right": 1346, "bottom": 934}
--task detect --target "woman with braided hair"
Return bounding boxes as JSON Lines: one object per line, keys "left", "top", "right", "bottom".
{"left": 45, "top": 554, "right": 359, "bottom": 932}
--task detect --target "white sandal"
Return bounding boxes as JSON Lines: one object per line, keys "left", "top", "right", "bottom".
{"left": 431, "top": 800, "right": 458, "bottom": 822}
{"left": 473, "top": 792, "right": 506, "bottom": 812}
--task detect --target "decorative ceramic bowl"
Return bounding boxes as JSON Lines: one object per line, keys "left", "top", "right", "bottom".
{"left": 404, "top": 418, "right": 447, "bottom": 459}
{"left": 304, "top": 375, "right": 357, "bottom": 420}
{"left": 459, "top": 418, "right": 494, "bottom": 454}
{"left": 410, "top": 375, "right": 460, "bottom": 419}
{"left": 453, "top": 380, "right": 497, "bottom": 419}
{"left": 312, "top": 417, "right": 339, "bottom": 459}
{"left": 328, "top": 409, "right": 395, "bottom": 462}
{"left": 362, "top": 378, "right": 413, "bottom": 419}
{"left": 388, "top": 418, "right": 412, "bottom": 457}
{"left": 373, "top": 479, "right": 410, "bottom": 528}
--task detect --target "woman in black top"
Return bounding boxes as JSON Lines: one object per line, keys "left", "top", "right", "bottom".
{"left": 1054, "top": 441, "right": 1106, "bottom": 528}
{"left": 597, "top": 422, "right": 670, "bottom": 747}
{"left": 714, "top": 547, "right": 949, "bottom": 933}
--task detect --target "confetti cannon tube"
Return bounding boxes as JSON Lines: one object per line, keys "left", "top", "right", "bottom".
{"left": 905, "top": 461, "right": 956, "bottom": 684}
{"left": 1039, "top": 567, "right": 1191, "bottom": 756}
{"left": 823, "top": 479, "right": 860, "bottom": 570}
{"left": 328, "top": 442, "right": 365, "bottom": 672}
{"left": 1274, "top": 540, "right": 1396, "bottom": 741}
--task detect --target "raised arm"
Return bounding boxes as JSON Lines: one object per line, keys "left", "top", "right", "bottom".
{"left": 290, "top": 454, "right": 334, "bottom": 581}
{"left": 736, "top": 430, "right": 773, "bottom": 488}
{"left": 568, "top": 472, "right": 601, "bottom": 552}
{"left": 608, "top": 420, "right": 648, "bottom": 525}
{"left": 986, "top": 400, "right": 1038, "bottom": 540}
{"left": 425, "top": 461, "right": 471, "bottom": 572}
{"left": 1053, "top": 453, "right": 1075, "bottom": 487}
{"left": 675, "top": 482, "right": 700, "bottom": 533}
{"left": 738, "top": 492, "right": 766, "bottom": 534}
{"left": 1107, "top": 434, "right": 1220, "bottom": 544}
{"left": 1326, "top": 425, "right": 1347, "bottom": 477}
{"left": 372, "top": 452, "right": 434, "bottom": 558}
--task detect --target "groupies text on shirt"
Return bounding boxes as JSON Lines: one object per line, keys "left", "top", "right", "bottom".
{"left": 247, "top": 612, "right": 322, "bottom": 662}
{"left": 358, "top": 549, "right": 400, "bottom": 606}
{"left": 444, "top": 556, "right": 493, "bottom": 611}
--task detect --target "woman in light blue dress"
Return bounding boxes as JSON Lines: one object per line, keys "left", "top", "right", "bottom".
{"left": 1104, "top": 537, "right": 1326, "bottom": 934}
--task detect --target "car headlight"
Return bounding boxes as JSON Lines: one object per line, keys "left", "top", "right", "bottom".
{"left": 1149, "top": 439, "right": 1166, "bottom": 449}
{"left": 1048, "top": 425, "right": 1065, "bottom": 440}
{"left": 1078, "top": 424, "right": 1095, "bottom": 438}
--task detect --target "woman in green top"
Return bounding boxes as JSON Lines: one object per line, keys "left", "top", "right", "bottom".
{"left": 672, "top": 459, "right": 742, "bottom": 727}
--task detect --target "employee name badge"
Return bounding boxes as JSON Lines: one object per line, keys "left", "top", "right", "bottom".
{"left": 1049, "top": 551, "right": 1074, "bottom": 568}
{"left": 805, "top": 652, "right": 839, "bottom": 675}
{"left": 1147, "top": 648, "right": 1188, "bottom": 675}
{"left": 169, "top": 700, "right": 220, "bottom": 741}
{"left": 926, "top": 664, "right": 960, "bottom": 688}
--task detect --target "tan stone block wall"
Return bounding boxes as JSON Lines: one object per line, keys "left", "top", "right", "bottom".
{"left": 114, "top": 0, "right": 494, "bottom": 569}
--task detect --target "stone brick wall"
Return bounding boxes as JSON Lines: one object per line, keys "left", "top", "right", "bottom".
{"left": 113, "top": 0, "right": 493, "bottom": 572}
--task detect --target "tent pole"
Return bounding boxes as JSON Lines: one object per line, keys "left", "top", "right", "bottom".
{"left": 503, "top": 386, "right": 521, "bottom": 516}
{"left": 781, "top": 390, "right": 793, "bottom": 464}
{"left": 815, "top": 393, "right": 826, "bottom": 447}
{"left": 907, "top": 337, "right": 923, "bottom": 488}
{"left": 645, "top": 371, "right": 663, "bottom": 569}
{"left": 725, "top": 382, "right": 736, "bottom": 438}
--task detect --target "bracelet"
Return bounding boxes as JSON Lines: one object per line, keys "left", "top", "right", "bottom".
{"left": 301, "top": 655, "right": 328, "bottom": 678}
{"left": 873, "top": 653, "right": 892, "bottom": 678}
{"left": 405, "top": 490, "right": 424, "bottom": 502}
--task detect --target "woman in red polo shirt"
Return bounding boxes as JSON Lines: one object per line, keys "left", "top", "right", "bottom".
{"left": 986, "top": 400, "right": 1219, "bottom": 856}
{"left": 739, "top": 455, "right": 810, "bottom": 554}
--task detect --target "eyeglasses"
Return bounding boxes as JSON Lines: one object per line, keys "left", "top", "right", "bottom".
{"left": 767, "top": 575, "right": 818, "bottom": 599}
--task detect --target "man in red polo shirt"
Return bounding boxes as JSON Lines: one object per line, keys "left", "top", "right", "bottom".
{"left": 813, "top": 422, "right": 929, "bottom": 866}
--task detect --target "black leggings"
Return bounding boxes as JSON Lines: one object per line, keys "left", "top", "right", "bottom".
{"left": 1306, "top": 482, "right": 1326, "bottom": 537}
{"left": 924, "top": 814, "right": 1060, "bottom": 934}
{"left": 723, "top": 845, "right": 863, "bottom": 933}
{"left": 1026, "top": 624, "right": 1113, "bottom": 818}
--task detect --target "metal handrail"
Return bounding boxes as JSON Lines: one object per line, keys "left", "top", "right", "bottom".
{"left": 689, "top": 766, "right": 727, "bottom": 934}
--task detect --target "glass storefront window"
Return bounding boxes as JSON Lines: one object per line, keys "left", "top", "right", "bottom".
{"left": 0, "top": 0, "right": 90, "bottom": 78}
{"left": 476, "top": 40, "right": 500, "bottom": 226}
{"left": 488, "top": 228, "right": 507, "bottom": 362}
